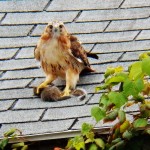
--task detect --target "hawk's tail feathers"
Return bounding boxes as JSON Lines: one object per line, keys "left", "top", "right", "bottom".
{"left": 81, "top": 66, "right": 96, "bottom": 75}
{"left": 86, "top": 52, "right": 99, "bottom": 59}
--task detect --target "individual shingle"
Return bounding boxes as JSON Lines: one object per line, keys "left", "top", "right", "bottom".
{"left": 77, "top": 8, "right": 150, "bottom": 22}
{"left": 0, "top": 37, "right": 38, "bottom": 48}
{"left": 13, "top": 95, "right": 92, "bottom": 110}
{"left": 0, "top": 119, "right": 74, "bottom": 136}
{"left": 83, "top": 44, "right": 94, "bottom": 51}
{"left": 92, "top": 40, "right": 150, "bottom": 53}
{"left": 72, "top": 117, "right": 118, "bottom": 129}
{"left": 0, "top": 72, "right": 3, "bottom": 76}
{"left": 31, "top": 24, "right": 46, "bottom": 36}
{"left": 72, "top": 117, "right": 96, "bottom": 129}
{"left": 76, "top": 31, "right": 139, "bottom": 43}
{"left": 89, "top": 53, "right": 123, "bottom": 64}
{"left": 16, "top": 47, "right": 34, "bottom": 59}
{"left": 0, "top": 25, "right": 33, "bottom": 37}
{"left": 78, "top": 84, "right": 100, "bottom": 94}
{"left": 121, "top": 0, "right": 150, "bottom": 8}
{"left": 106, "top": 18, "right": 150, "bottom": 32}
{"left": 0, "top": 109, "right": 44, "bottom": 123}
{"left": 0, "top": 88, "right": 34, "bottom": 100}
{"left": 2, "top": 11, "right": 79, "bottom": 25}
{"left": 0, "top": 13, "right": 5, "bottom": 21}
{"left": 79, "top": 74, "right": 104, "bottom": 85}
{"left": 32, "top": 22, "right": 109, "bottom": 36}
{"left": 91, "top": 61, "right": 133, "bottom": 73}
{"left": 88, "top": 93, "right": 102, "bottom": 104}
{"left": 0, "top": 59, "right": 39, "bottom": 71}
{"left": 0, "top": 0, "right": 49, "bottom": 12}
{"left": 0, "top": 48, "right": 18, "bottom": 60}
{"left": 0, "top": 100, "right": 15, "bottom": 111}
{"left": 124, "top": 104, "right": 139, "bottom": 112}
{"left": 120, "top": 51, "right": 145, "bottom": 61}
{"left": 47, "top": 0, "right": 123, "bottom": 11}
{"left": 0, "top": 79, "right": 32, "bottom": 90}
{"left": 1, "top": 69, "right": 44, "bottom": 80}
{"left": 66, "top": 22, "right": 109, "bottom": 34}
{"left": 42, "top": 105, "right": 94, "bottom": 121}
{"left": 29, "top": 78, "right": 46, "bottom": 88}
{"left": 136, "top": 30, "right": 150, "bottom": 40}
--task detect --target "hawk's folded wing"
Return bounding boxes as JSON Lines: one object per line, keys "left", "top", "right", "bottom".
{"left": 69, "top": 34, "right": 98, "bottom": 67}
{"left": 34, "top": 45, "right": 40, "bottom": 61}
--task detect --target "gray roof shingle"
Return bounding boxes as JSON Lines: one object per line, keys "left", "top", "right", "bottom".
{"left": 0, "top": 0, "right": 149, "bottom": 141}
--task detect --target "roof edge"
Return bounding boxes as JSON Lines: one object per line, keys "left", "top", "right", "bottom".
{"left": 2, "top": 127, "right": 110, "bottom": 143}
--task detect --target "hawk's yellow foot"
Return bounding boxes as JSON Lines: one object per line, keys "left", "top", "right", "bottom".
{"left": 36, "top": 82, "right": 49, "bottom": 95}
{"left": 62, "top": 88, "right": 71, "bottom": 97}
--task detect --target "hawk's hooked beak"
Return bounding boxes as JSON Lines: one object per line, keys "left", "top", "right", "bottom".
{"left": 54, "top": 28, "right": 58, "bottom": 32}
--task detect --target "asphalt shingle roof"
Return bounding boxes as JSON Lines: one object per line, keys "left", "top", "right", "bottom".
{"left": 0, "top": 0, "right": 150, "bottom": 141}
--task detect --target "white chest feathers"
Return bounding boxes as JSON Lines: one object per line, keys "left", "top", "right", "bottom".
{"left": 41, "top": 38, "right": 63, "bottom": 63}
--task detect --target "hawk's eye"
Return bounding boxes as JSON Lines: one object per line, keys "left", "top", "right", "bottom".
{"left": 59, "top": 25, "right": 63, "bottom": 29}
{"left": 49, "top": 25, "right": 53, "bottom": 29}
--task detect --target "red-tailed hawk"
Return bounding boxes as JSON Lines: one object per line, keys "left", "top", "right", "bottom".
{"left": 34, "top": 21, "right": 98, "bottom": 97}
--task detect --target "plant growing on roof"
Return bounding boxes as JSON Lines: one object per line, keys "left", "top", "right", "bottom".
{"left": 0, "top": 128, "right": 28, "bottom": 150}
{"left": 60, "top": 52, "right": 150, "bottom": 150}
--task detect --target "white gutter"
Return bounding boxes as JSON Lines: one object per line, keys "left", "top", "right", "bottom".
{"left": 5, "top": 127, "right": 110, "bottom": 143}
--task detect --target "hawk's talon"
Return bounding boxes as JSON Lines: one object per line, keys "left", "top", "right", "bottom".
{"left": 35, "top": 83, "right": 49, "bottom": 95}
{"left": 62, "top": 89, "right": 71, "bottom": 97}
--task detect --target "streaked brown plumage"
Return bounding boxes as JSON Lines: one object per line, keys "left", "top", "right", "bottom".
{"left": 34, "top": 21, "right": 98, "bottom": 97}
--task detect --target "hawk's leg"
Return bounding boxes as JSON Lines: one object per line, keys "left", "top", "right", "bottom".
{"left": 62, "top": 70, "right": 79, "bottom": 97}
{"left": 36, "top": 75, "right": 56, "bottom": 95}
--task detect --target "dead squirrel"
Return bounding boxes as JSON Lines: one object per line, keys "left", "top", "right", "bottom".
{"left": 34, "top": 85, "right": 87, "bottom": 102}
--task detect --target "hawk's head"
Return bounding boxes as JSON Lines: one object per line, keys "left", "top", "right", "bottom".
{"left": 45, "top": 21, "right": 68, "bottom": 38}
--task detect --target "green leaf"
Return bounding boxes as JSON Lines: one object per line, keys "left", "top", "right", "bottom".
{"left": 81, "top": 123, "right": 93, "bottom": 136}
{"left": 123, "top": 79, "right": 135, "bottom": 97}
{"left": 140, "top": 104, "right": 150, "bottom": 117}
{"left": 4, "top": 128, "right": 16, "bottom": 137}
{"left": 99, "top": 94, "right": 110, "bottom": 107}
{"left": 66, "top": 139, "right": 73, "bottom": 149}
{"left": 112, "top": 138, "right": 122, "bottom": 144}
{"left": 85, "top": 138, "right": 93, "bottom": 144}
{"left": 145, "top": 129, "right": 150, "bottom": 135}
{"left": 94, "top": 138, "right": 105, "bottom": 150}
{"left": 133, "top": 118, "right": 148, "bottom": 128}
{"left": 72, "top": 136, "right": 85, "bottom": 150}
{"left": 21, "top": 145, "right": 28, "bottom": 150}
{"left": 95, "top": 84, "right": 109, "bottom": 92}
{"left": 109, "top": 141, "right": 125, "bottom": 150}
{"left": 0, "top": 138, "right": 9, "bottom": 150}
{"left": 118, "top": 110, "right": 126, "bottom": 124}
{"left": 104, "top": 66, "right": 124, "bottom": 78}
{"left": 86, "top": 132, "right": 95, "bottom": 141}
{"left": 139, "top": 52, "right": 150, "bottom": 60}
{"left": 123, "top": 78, "right": 144, "bottom": 97}
{"left": 104, "top": 109, "right": 118, "bottom": 122}
{"left": 11, "top": 142, "right": 24, "bottom": 148}
{"left": 104, "top": 67, "right": 115, "bottom": 78}
{"left": 120, "top": 120, "right": 130, "bottom": 133}
{"left": 91, "top": 106, "right": 106, "bottom": 122}
{"left": 122, "top": 130, "right": 133, "bottom": 140}
{"left": 106, "top": 76, "right": 125, "bottom": 85}
{"left": 134, "top": 78, "right": 144, "bottom": 93}
{"left": 89, "top": 143, "right": 98, "bottom": 150}
{"left": 108, "top": 92, "right": 127, "bottom": 108}
{"left": 129, "top": 62, "right": 143, "bottom": 80}
{"left": 142, "top": 58, "right": 150, "bottom": 75}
